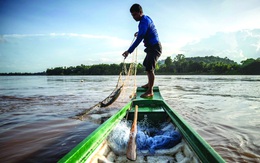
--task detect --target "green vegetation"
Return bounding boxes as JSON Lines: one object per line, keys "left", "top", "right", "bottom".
{"left": 0, "top": 72, "right": 46, "bottom": 76}
{"left": 159, "top": 55, "right": 259, "bottom": 75}
{"left": 1, "top": 55, "right": 259, "bottom": 75}
{"left": 157, "top": 54, "right": 240, "bottom": 75}
{"left": 45, "top": 55, "right": 260, "bottom": 75}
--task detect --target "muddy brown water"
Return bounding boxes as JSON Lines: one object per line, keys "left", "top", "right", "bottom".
{"left": 0, "top": 75, "right": 259, "bottom": 162}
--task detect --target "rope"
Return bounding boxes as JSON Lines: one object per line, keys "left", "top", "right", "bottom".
{"left": 133, "top": 46, "right": 138, "bottom": 97}
{"left": 119, "top": 36, "right": 138, "bottom": 99}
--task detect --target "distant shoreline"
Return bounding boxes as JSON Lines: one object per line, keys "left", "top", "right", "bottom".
{"left": 1, "top": 55, "right": 259, "bottom": 75}
{"left": 1, "top": 73, "right": 260, "bottom": 76}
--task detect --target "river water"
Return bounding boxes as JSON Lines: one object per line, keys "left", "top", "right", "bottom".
{"left": 0, "top": 75, "right": 259, "bottom": 162}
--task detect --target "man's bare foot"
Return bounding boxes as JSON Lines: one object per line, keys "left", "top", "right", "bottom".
{"left": 141, "top": 84, "right": 149, "bottom": 88}
{"left": 140, "top": 92, "right": 153, "bottom": 98}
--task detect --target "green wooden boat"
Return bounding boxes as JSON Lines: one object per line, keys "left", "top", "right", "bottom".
{"left": 59, "top": 87, "right": 225, "bottom": 163}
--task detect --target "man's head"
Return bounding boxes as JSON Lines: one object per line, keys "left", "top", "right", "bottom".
{"left": 130, "top": 4, "right": 143, "bottom": 21}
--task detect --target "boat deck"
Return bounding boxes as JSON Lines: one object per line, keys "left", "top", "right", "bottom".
{"left": 131, "top": 87, "right": 165, "bottom": 113}
{"left": 135, "top": 87, "right": 164, "bottom": 101}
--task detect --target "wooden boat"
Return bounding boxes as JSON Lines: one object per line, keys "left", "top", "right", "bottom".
{"left": 59, "top": 87, "right": 225, "bottom": 163}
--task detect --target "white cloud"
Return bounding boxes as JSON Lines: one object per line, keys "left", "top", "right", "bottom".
{"left": 2, "top": 34, "right": 45, "bottom": 38}
{"left": 0, "top": 35, "right": 7, "bottom": 43}
{"left": 181, "top": 29, "right": 260, "bottom": 62}
{"left": 253, "top": 41, "right": 260, "bottom": 52}
{"left": 0, "top": 33, "right": 134, "bottom": 72}
{"left": 3, "top": 33, "right": 131, "bottom": 49}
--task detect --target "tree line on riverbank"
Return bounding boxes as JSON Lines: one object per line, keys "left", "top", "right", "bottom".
{"left": 45, "top": 55, "right": 259, "bottom": 75}
{"left": 1, "top": 55, "right": 259, "bottom": 75}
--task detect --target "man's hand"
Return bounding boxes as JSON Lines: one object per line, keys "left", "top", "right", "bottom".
{"left": 122, "top": 51, "right": 129, "bottom": 59}
{"left": 134, "top": 32, "right": 138, "bottom": 37}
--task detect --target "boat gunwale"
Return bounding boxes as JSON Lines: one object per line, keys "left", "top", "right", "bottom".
{"left": 59, "top": 86, "right": 225, "bottom": 163}
{"left": 161, "top": 100, "right": 225, "bottom": 163}
{"left": 132, "top": 87, "right": 225, "bottom": 163}
{"left": 58, "top": 102, "right": 132, "bottom": 163}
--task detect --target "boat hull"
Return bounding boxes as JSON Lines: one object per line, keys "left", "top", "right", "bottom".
{"left": 59, "top": 87, "right": 225, "bottom": 163}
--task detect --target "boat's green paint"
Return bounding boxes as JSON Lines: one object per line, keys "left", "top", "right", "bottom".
{"left": 59, "top": 102, "right": 131, "bottom": 163}
{"left": 133, "top": 87, "right": 225, "bottom": 163}
{"left": 59, "top": 87, "right": 225, "bottom": 163}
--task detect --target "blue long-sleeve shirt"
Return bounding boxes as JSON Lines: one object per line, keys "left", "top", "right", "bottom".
{"left": 127, "top": 15, "right": 159, "bottom": 53}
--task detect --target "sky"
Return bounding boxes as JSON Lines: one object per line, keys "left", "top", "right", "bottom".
{"left": 0, "top": 0, "right": 260, "bottom": 73}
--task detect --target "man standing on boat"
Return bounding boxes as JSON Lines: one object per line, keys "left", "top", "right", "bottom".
{"left": 122, "top": 3, "right": 162, "bottom": 98}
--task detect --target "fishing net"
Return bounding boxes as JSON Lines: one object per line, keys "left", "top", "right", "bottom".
{"left": 107, "top": 120, "right": 182, "bottom": 155}
{"left": 74, "top": 37, "right": 138, "bottom": 119}
{"left": 74, "top": 79, "right": 124, "bottom": 118}
{"left": 107, "top": 120, "right": 131, "bottom": 155}
{"left": 136, "top": 123, "right": 182, "bottom": 154}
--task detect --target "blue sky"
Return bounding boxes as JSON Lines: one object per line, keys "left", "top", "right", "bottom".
{"left": 0, "top": 0, "right": 260, "bottom": 73}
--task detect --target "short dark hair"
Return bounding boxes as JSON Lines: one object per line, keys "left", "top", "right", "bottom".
{"left": 130, "top": 4, "right": 143, "bottom": 13}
